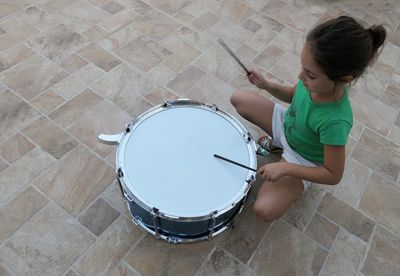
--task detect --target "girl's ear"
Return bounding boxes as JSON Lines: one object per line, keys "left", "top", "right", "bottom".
{"left": 340, "top": 75, "right": 353, "bottom": 83}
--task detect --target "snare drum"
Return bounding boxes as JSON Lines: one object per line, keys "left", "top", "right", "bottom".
{"left": 98, "top": 99, "right": 257, "bottom": 243}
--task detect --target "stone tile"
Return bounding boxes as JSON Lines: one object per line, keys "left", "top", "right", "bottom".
{"left": 0, "top": 186, "right": 48, "bottom": 243}
{"left": 349, "top": 119, "right": 364, "bottom": 141}
{"left": 34, "top": 145, "right": 114, "bottom": 215}
{"left": 49, "top": 88, "right": 103, "bottom": 128}
{"left": 0, "top": 159, "right": 8, "bottom": 173}
{"left": 0, "top": 44, "right": 35, "bottom": 74}
{"left": 74, "top": 216, "right": 142, "bottom": 275}
{"left": 82, "top": 25, "right": 109, "bottom": 42}
{"left": 101, "top": 0, "right": 125, "bottom": 14}
{"left": 270, "top": 27, "right": 305, "bottom": 57}
{"left": 192, "top": 12, "right": 221, "bottom": 32}
{"left": 194, "top": 45, "right": 242, "bottom": 83}
{"left": 57, "top": 0, "right": 111, "bottom": 33}
{"left": 27, "top": 24, "right": 88, "bottom": 63}
{"left": 320, "top": 229, "right": 366, "bottom": 276}
{"left": 249, "top": 220, "right": 328, "bottom": 275}
{"left": 145, "top": 0, "right": 192, "bottom": 15}
{"left": 360, "top": 173, "right": 400, "bottom": 234}
{"left": 0, "top": 203, "right": 94, "bottom": 275}
{"left": 380, "top": 90, "right": 400, "bottom": 110}
{"left": 386, "top": 80, "right": 400, "bottom": 96}
{"left": 31, "top": 89, "right": 66, "bottom": 113}
{"left": 241, "top": 18, "right": 262, "bottom": 33}
{"left": 22, "top": 6, "right": 59, "bottom": 31}
{"left": 77, "top": 43, "right": 122, "bottom": 72}
{"left": 144, "top": 87, "right": 178, "bottom": 105}
{"left": 378, "top": 42, "right": 400, "bottom": 69}
{"left": 0, "top": 89, "right": 40, "bottom": 141}
{"left": 129, "top": 10, "right": 181, "bottom": 42}
{"left": 22, "top": 116, "right": 78, "bottom": 159}
{"left": 174, "top": 10, "right": 194, "bottom": 23}
{"left": 250, "top": 12, "right": 285, "bottom": 33}
{"left": 97, "top": 7, "right": 138, "bottom": 33}
{"left": 78, "top": 197, "right": 120, "bottom": 236}
{"left": 388, "top": 125, "right": 400, "bottom": 146}
{"left": 163, "top": 41, "right": 200, "bottom": 72}
{"left": 253, "top": 45, "right": 285, "bottom": 71}
{"left": 364, "top": 63, "right": 393, "bottom": 98}
{"left": 0, "top": 0, "right": 30, "bottom": 18}
{"left": 197, "top": 247, "right": 255, "bottom": 275}
{"left": 125, "top": 235, "right": 214, "bottom": 275}
{"left": 67, "top": 101, "right": 132, "bottom": 157}
{"left": 305, "top": 213, "right": 339, "bottom": 249}
{"left": 167, "top": 65, "right": 206, "bottom": 94}
{"left": 352, "top": 129, "right": 400, "bottom": 182}
{"left": 361, "top": 225, "right": 400, "bottom": 276}
{"left": 0, "top": 55, "right": 68, "bottom": 100}
{"left": 0, "top": 148, "right": 54, "bottom": 206}
{"left": 52, "top": 63, "right": 104, "bottom": 99}
{"left": 110, "top": 262, "right": 141, "bottom": 276}
{"left": 208, "top": 18, "right": 252, "bottom": 51}
{"left": 0, "top": 259, "right": 13, "bottom": 276}
{"left": 97, "top": 23, "right": 140, "bottom": 52}
{"left": 0, "top": 18, "right": 39, "bottom": 50}
{"left": 60, "top": 53, "right": 89, "bottom": 73}
{"left": 169, "top": 26, "right": 214, "bottom": 51}
{"left": 91, "top": 63, "right": 156, "bottom": 110}
{"left": 114, "top": 0, "right": 151, "bottom": 16}
{"left": 116, "top": 36, "right": 172, "bottom": 72}
{"left": 247, "top": 25, "right": 278, "bottom": 53}
{"left": 215, "top": 0, "right": 255, "bottom": 24}
{"left": 236, "top": 45, "right": 259, "bottom": 62}
{"left": 332, "top": 159, "right": 371, "bottom": 208}
{"left": 0, "top": 133, "right": 34, "bottom": 163}
{"left": 102, "top": 181, "right": 130, "bottom": 217}
{"left": 318, "top": 194, "right": 375, "bottom": 242}
{"left": 148, "top": 63, "right": 176, "bottom": 86}
{"left": 64, "top": 269, "right": 79, "bottom": 276}
{"left": 37, "top": 0, "right": 79, "bottom": 14}
{"left": 269, "top": 52, "right": 300, "bottom": 84}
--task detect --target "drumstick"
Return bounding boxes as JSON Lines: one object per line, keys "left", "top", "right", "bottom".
{"left": 217, "top": 39, "right": 250, "bottom": 76}
{"left": 214, "top": 154, "right": 257, "bottom": 172}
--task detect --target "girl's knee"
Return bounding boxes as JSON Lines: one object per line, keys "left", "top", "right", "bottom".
{"left": 253, "top": 199, "right": 282, "bottom": 222}
{"left": 230, "top": 90, "right": 244, "bottom": 107}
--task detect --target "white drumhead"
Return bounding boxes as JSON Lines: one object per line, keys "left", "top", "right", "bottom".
{"left": 118, "top": 105, "right": 256, "bottom": 217}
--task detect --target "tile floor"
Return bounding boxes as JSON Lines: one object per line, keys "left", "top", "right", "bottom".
{"left": 0, "top": 0, "right": 400, "bottom": 275}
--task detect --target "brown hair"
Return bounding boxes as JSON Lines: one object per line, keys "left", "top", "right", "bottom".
{"left": 306, "top": 16, "right": 386, "bottom": 82}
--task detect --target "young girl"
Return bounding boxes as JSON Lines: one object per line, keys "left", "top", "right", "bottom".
{"left": 230, "top": 16, "right": 386, "bottom": 222}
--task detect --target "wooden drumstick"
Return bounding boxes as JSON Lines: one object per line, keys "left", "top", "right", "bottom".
{"left": 214, "top": 154, "right": 257, "bottom": 172}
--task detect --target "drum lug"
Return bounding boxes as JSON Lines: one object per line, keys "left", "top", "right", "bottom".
{"left": 163, "top": 100, "right": 172, "bottom": 108}
{"left": 152, "top": 208, "right": 161, "bottom": 238}
{"left": 246, "top": 175, "right": 255, "bottom": 183}
{"left": 244, "top": 132, "right": 252, "bottom": 143}
{"left": 210, "top": 104, "right": 218, "bottom": 111}
{"left": 207, "top": 211, "right": 218, "bottom": 239}
{"left": 125, "top": 123, "right": 131, "bottom": 133}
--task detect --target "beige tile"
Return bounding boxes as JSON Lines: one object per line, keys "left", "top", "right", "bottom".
{"left": 34, "top": 145, "right": 114, "bottom": 215}
{"left": 115, "top": 0, "right": 151, "bottom": 16}
{"left": 22, "top": 6, "right": 59, "bottom": 31}
{"left": 0, "top": 0, "right": 30, "bottom": 18}
{"left": 0, "top": 148, "right": 54, "bottom": 206}
{"left": 101, "top": 0, "right": 125, "bottom": 14}
{"left": 78, "top": 197, "right": 120, "bottom": 236}
{"left": 0, "top": 55, "right": 68, "bottom": 100}
{"left": 169, "top": 26, "right": 214, "bottom": 51}
{"left": 52, "top": 63, "right": 104, "bottom": 99}
{"left": 0, "top": 186, "right": 48, "bottom": 243}
{"left": 386, "top": 79, "right": 400, "bottom": 96}
{"left": 22, "top": 116, "right": 78, "bottom": 159}
{"left": 305, "top": 213, "right": 339, "bottom": 249}
{"left": 253, "top": 45, "right": 285, "bottom": 71}
{"left": 0, "top": 44, "right": 35, "bottom": 74}
{"left": 0, "top": 259, "right": 13, "bottom": 276}
{"left": 0, "top": 203, "right": 94, "bottom": 275}
{"left": 249, "top": 12, "right": 285, "bottom": 33}
{"left": 0, "top": 159, "right": 8, "bottom": 173}
{"left": 208, "top": 18, "right": 252, "bottom": 51}
{"left": 270, "top": 27, "right": 305, "bottom": 57}
{"left": 145, "top": 0, "right": 192, "bottom": 15}
{"left": 361, "top": 225, "right": 400, "bottom": 276}
{"left": 148, "top": 63, "right": 176, "bottom": 86}
{"left": 352, "top": 129, "right": 400, "bottom": 182}
{"left": 64, "top": 269, "right": 79, "bottom": 276}
{"left": 0, "top": 133, "right": 34, "bottom": 163}
{"left": 0, "top": 89, "right": 40, "bottom": 141}
{"left": 349, "top": 119, "right": 364, "bottom": 141}
{"left": 91, "top": 63, "right": 156, "bottom": 110}
{"left": 27, "top": 24, "right": 88, "bottom": 63}
{"left": 320, "top": 229, "right": 366, "bottom": 276}
{"left": 102, "top": 181, "right": 130, "bottom": 217}
{"left": 129, "top": 10, "right": 181, "bottom": 42}
{"left": 109, "top": 262, "right": 141, "bottom": 276}
{"left": 60, "top": 53, "right": 89, "bottom": 73}
{"left": 197, "top": 247, "right": 255, "bottom": 275}
{"left": 97, "top": 7, "right": 138, "bottom": 33}
{"left": 249, "top": 220, "right": 327, "bottom": 275}
{"left": 125, "top": 235, "right": 214, "bottom": 275}
{"left": 74, "top": 216, "right": 142, "bottom": 275}
{"left": 269, "top": 52, "right": 300, "bottom": 84}
{"left": 163, "top": 42, "right": 200, "bottom": 72}
{"left": 68, "top": 101, "right": 132, "bottom": 157}
{"left": 283, "top": 184, "right": 325, "bottom": 231}
{"left": 37, "top": 0, "right": 79, "bottom": 13}
{"left": 144, "top": 87, "right": 178, "bottom": 105}
{"left": 247, "top": 25, "right": 278, "bottom": 52}
{"left": 380, "top": 90, "right": 400, "bottom": 110}
{"left": 332, "top": 159, "right": 371, "bottom": 208}
{"left": 49, "top": 88, "right": 103, "bottom": 128}
{"left": 241, "top": 18, "right": 262, "bottom": 33}
{"left": 116, "top": 36, "right": 172, "bottom": 72}
{"left": 174, "top": 10, "right": 194, "bottom": 24}
{"left": 97, "top": 23, "right": 140, "bottom": 52}
{"left": 318, "top": 194, "right": 375, "bottom": 242}
{"left": 215, "top": 0, "right": 255, "bottom": 24}
{"left": 82, "top": 25, "right": 109, "bottom": 42}
{"left": 378, "top": 42, "right": 400, "bottom": 69}
{"left": 388, "top": 125, "right": 400, "bottom": 146}
{"left": 167, "top": 65, "right": 206, "bottom": 94}
{"left": 77, "top": 43, "right": 122, "bottom": 72}
{"left": 235, "top": 45, "right": 259, "bottom": 62}
{"left": 360, "top": 173, "right": 400, "bottom": 234}
{"left": 31, "top": 89, "right": 65, "bottom": 114}
{"left": 0, "top": 18, "right": 39, "bottom": 50}
{"left": 192, "top": 12, "right": 221, "bottom": 32}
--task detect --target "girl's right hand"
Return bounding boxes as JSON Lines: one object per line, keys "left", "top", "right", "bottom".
{"left": 248, "top": 70, "right": 268, "bottom": 90}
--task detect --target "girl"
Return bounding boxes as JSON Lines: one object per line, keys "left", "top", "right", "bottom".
{"left": 230, "top": 16, "right": 386, "bottom": 222}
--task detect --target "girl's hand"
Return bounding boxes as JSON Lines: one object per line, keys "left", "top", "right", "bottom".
{"left": 248, "top": 70, "right": 268, "bottom": 90}
{"left": 257, "top": 163, "right": 288, "bottom": 182}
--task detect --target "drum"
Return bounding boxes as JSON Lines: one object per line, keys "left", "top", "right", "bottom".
{"left": 98, "top": 99, "right": 257, "bottom": 243}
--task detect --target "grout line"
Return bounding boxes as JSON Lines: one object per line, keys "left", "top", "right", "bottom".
{"left": 246, "top": 219, "right": 276, "bottom": 266}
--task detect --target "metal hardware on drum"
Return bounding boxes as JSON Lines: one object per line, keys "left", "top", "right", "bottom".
{"left": 214, "top": 154, "right": 257, "bottom": 172}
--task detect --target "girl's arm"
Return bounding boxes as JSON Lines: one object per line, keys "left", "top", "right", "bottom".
{"left": 248, "top": 70, "right": 295, "bottom": 104}
{"left": 258, "top": 145, "right": 345, "bottom": 185}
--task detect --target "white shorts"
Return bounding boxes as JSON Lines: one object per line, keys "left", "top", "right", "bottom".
{"left": 271, "top": 104, "right": 318, "bottom": 190}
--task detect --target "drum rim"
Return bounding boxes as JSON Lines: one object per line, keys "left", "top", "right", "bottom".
{"left": 116, "top": 100, "right": 257, "bottom": 220}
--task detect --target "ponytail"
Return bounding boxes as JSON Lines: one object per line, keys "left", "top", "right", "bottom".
{"left": 368, "top": 25, "right": 386, "bottom": 57}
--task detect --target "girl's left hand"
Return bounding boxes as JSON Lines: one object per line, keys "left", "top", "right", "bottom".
{"left": 257, "top": 163, "right": 288, "bottom": 182}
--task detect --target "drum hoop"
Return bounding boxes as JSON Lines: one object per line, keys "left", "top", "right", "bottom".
{"left": 116, "top": 99, "right": 257, "bottom": 220}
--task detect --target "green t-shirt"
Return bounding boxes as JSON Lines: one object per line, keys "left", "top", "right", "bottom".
{"left": 284, "top": 80, "right": 353, "bottom": 164}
